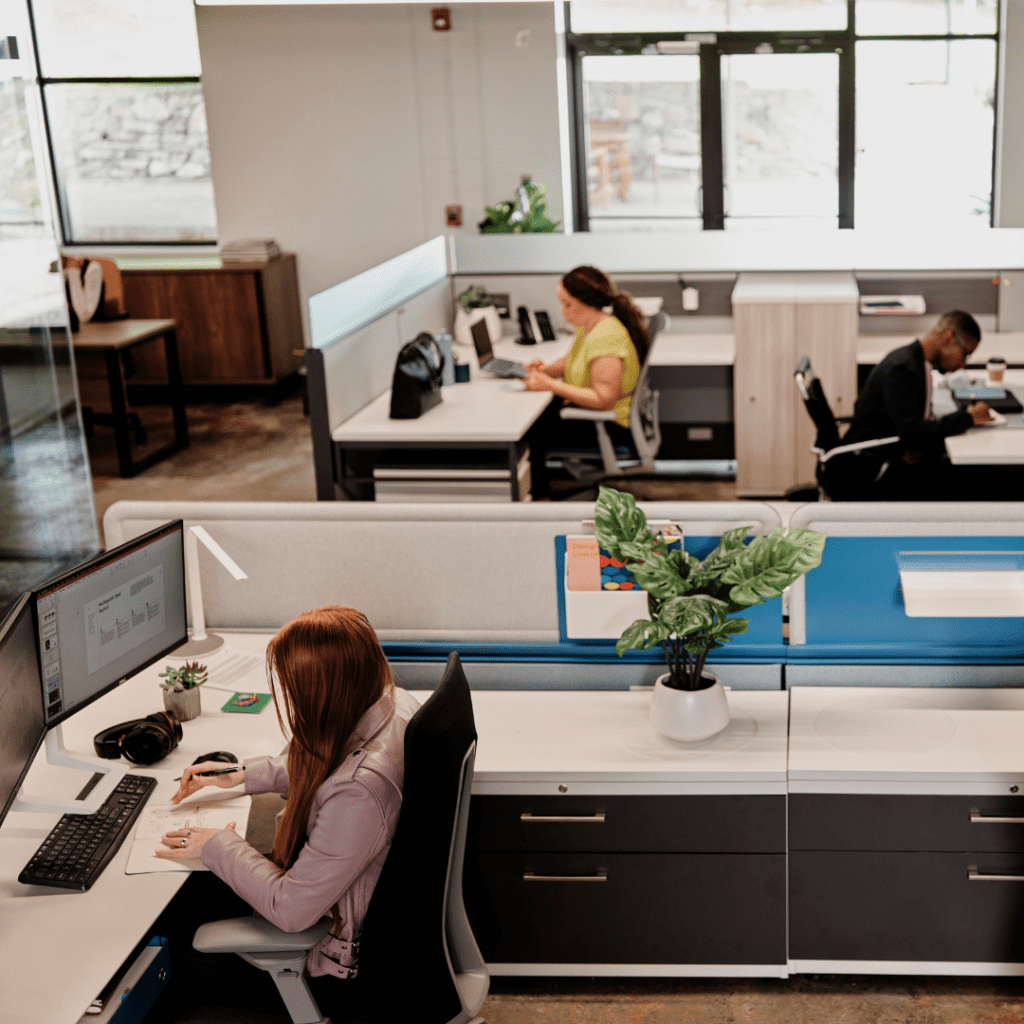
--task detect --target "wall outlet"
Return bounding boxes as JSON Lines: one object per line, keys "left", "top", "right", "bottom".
{"left": 445, "top": 205, "right": 462, "bottom": 227}
{"left": 488, "top": 293, "right": 511, "bottom": 317}
{"left": 431, "top": 7, "right": 451, "bottom": 31}
{"left": 682, "top": 286, "right": 700, "bottom": 311}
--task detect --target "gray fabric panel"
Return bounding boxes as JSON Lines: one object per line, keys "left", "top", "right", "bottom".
{"left": 786, "top": 664, "right": 1024, "bottom": 687}
{"left": 789, "top": 502, "right": 1024, "bottom": 536}
{"left": 101, "top": 500, "right": 783, "bottom": 633}
{"left": 390, "top": 660, "right": 782, "bottom": 691}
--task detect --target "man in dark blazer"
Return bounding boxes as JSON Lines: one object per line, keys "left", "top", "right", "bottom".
{"left": 830, "top": 311, "right": 994, "bottom": 499}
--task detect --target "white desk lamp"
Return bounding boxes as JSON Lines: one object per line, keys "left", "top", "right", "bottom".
{"left": 176, "top": 525, "right": 248, "bottom": 657}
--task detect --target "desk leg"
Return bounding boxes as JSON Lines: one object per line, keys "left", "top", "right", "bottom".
{"left": 163, "top": 328, "right": 189, "bottom": 451}
{"left": 104, "top": 348, "right": 134, "bottom": 478}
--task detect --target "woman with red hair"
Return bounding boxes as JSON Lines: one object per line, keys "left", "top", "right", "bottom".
{"left": 153, "top": 605, "right": 418, "bottom": 1016}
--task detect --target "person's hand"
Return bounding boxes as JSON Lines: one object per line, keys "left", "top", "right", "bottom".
{"left": 155, "top": 823, "right": 236, "bottom": 860}
{"left": 524, "top": 368, "right": 558, "bottom": 392}
{"left": 170, "top": 762, "right": 245, "bottom": 805}
{"left": 525, "top": 359, "right": 547, "bottom": 373}
{"left": 968, "top": 401, "right": 994, "bottom": 425}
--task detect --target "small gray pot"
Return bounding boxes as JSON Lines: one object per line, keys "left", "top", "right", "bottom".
{"left": 163, "top": 686, "right": 201, "bottom": 722}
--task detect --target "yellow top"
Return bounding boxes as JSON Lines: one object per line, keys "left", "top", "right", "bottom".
{"left": 564, "top": 317, "right": 639, "bottom": 428}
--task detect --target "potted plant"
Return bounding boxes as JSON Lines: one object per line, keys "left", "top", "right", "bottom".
{"left": 478, "top": 180, "right": 561, "bottom": 234}
{"left": 159, "top": 660, "right": 208, "bottom": 722}
{"left": 453, "top": 284, "right": 502, "bottom": 353}
{"left": 594, "top": 486, "right": 825, "bottom": 741}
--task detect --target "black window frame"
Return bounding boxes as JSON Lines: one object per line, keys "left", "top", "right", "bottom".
{"left": 566, "top": 0, "right": 1000, "bottom": 231}
{"left": 25, "top": 0, "right": 215, "bottom": 247}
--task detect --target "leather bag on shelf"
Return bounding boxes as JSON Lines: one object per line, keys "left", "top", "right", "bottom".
{"left": 389, "top": 332, "right": 444, "bottom": 419}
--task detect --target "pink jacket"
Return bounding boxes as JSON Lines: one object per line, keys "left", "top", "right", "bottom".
{"left": 202, "top": 684, "right": 420, "bottom": 977}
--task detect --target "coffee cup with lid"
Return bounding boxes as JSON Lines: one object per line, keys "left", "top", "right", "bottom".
{"left": 987, "top": 356, "right": 1006, "bottom": 383}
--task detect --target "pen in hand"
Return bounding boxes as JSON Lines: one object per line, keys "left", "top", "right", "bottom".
{"left": 173, "top": 766, "right": 242, "bottom": 781}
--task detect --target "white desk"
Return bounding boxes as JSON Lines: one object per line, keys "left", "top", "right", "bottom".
{"left": 933, "top": 368, "right": 1024, "bottom": 465}
{"left": 0, "top": 633, "right": 282, "bottom": 1024}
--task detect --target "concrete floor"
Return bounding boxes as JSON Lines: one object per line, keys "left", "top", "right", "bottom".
{"left": 74, "top": 398, "right": 1024, "bottom": 1022}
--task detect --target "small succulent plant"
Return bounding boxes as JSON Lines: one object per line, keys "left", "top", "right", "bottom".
{"left": 159, "top": 660, "right": 208, "bottom": 692}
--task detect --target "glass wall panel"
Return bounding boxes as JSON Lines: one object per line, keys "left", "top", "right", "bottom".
{"left": 721, "top": 53, "right": 839, "bottom": 226}
{"left": 582, "top": 54, "right": 703, "bottom": 230}
{"left": 855, "top": 39, "right": 995, "bottom": 229}
{"left": 31, "top": 0, "right": 202, "bottom": 78}
{"left": 571, "top": 0, "right": 846, "bottom": 33}
{"left": 46, "top": 83, "right": 217, "bottom": 243}
{"left": 856, "top": 0, "right": 998, "bottom": 37}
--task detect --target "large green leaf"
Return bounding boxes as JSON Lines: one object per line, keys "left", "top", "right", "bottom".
{"left": 688, "top": 525, "right": 752, "bottom": 587}
{"left": 629, "top": 548, "right": 691, "bottom": 598}
{"left": 594, "top": 486, "right": 653, "bottom": 562}
{"left": 659, "top": 594, "right": 730, "bottom": 635}
{"left": 720, "top": 527, "right": 825, "bottom": 607}
{"left": 615, "top": 618, "right": 672, "bottom": 656}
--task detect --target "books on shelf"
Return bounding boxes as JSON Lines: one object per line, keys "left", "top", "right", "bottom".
{"left": 219, "top": 239, "right": 281, "bottom": 262}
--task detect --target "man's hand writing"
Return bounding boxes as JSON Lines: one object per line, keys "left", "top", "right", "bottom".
{"left": 968, "top": 401, "right": 994, "bottom": 425}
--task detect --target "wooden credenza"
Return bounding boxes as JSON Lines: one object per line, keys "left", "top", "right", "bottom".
{"left": 117, "top": 254, "right": 302, "bottom": 400}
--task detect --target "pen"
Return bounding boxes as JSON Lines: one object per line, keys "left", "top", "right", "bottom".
{"left": 173, "top": 766, "right": 242, "bottom": 781}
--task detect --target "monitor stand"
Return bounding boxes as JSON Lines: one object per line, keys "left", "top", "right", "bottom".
{"left": 10, "top": 725, "right": 129, "bottom": 816}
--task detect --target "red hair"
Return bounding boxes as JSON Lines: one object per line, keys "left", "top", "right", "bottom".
{"left": 266, "top": 606, "right": 391, "bottom": 888}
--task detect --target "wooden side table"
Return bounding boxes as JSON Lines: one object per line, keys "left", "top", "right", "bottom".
{"left": 72, "top": 319, "right": 188, "bottom": 478}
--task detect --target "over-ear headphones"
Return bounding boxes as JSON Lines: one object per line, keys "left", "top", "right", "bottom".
{"left": 93, "top": 711, "right": 183, "bottom": 766}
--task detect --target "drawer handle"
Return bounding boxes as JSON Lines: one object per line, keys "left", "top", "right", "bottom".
{"left": 519, "top": 813, "right": 606, "bottom": 823}
{"left": 970, "top": 814, "right": 1024, "bottom": 824}
{"left": 523, "top": 871, "right": 608, "bottom": 882}
{"left": 968, "top": 869, "right": 1024, "bottom": 882}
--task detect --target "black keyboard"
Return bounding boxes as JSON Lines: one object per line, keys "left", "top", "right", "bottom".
{"left": 484, "top": 357, "right": 527, "bottom": 379}
{"left": 19, "top": 774, "right": 156, "bottom": 891}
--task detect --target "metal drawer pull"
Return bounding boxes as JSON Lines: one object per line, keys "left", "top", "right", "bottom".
{"left": 968, "top": 870, "right": 1024, "bottom": 882}
{"left": 523, "top": 871, "right": 608, "bottom": 882}
{"left": 520, "top": 813, "right": 606, "bottom": 823}
{"left": 970, "top": 814, "right": 1024, "bottom": 824}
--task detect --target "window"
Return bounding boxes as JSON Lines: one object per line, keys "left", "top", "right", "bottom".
{"left": 29, "top": 0, "right": 216, "bottom": 244}
{"left": 567, "top": 0, "right": 999, "bottom": 230}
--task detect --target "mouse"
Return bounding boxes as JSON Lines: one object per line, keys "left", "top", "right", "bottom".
{"left": 193, "top": 750, "right": 237, "bottom": 765}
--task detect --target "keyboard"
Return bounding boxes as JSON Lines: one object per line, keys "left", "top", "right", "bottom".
{"left": 19, "top": 774, "right": 156, "bottom": 891}
{"left": 483, "top": 357, "right": 527, "bottom": 379}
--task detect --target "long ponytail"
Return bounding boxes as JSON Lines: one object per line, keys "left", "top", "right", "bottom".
{"left": 562, "top": 265, "right": 649, "bottom": 365}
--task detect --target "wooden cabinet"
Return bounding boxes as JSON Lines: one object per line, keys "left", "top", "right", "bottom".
{"left": 464, "top": 793, "right": 787, "bottom": 968}
{"left": 732, "top": 273, "right": 858, "bottom": 496}
{"left": 118, "top": 254, "right": 302, "bottom": 399}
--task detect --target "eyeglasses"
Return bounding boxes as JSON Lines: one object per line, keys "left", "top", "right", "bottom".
{"left": 947, "top": 332, "right": 975, "bottom": 357}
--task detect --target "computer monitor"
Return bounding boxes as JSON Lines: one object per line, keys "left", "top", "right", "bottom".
{"left": 0, "top": 595, "right": 46, "bottom": 830}
{"left": 36, "top": 519, "right": 187, "bottom": 729}
{"left": 470, "top": 316, "right": 495, "bottom": 362}
{"left": 19, "top": 520, "right": 188, "bottom": 815}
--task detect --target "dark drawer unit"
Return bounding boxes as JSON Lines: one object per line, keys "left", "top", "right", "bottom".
{"left": 464, "top": 793, "right": 787, "bottom": 966}
{"left": 465, "top": 852, "right": 787, "bottom": 965}
{"left": 790, "top": 851, "right": 1024, "bottom": 963}
{"left": 470, "top": 794, "right": 786, "bottom": 854}
{"left": 791, "top": 794, "right": 1024, "bottom": 853}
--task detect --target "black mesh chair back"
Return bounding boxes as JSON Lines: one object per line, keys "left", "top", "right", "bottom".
{"left": 353, "top": 652, "right": 483, "bottom": 1023}
{"left": 796, "top": 359, "right": 842, "bottom": 453}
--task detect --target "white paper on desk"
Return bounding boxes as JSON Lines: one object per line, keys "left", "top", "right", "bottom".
{"left": 124, "top": 790, "right": 252, "bottom": 874}
{"left": 165, "top": 644, "right": 269, "bottom": 694}
{"left": 975, "top": 409, "right": 1008, "bottom": 427}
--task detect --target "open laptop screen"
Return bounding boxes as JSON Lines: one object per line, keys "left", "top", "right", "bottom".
{"left": 470, "top": 317, "right": 494, "bottom": 362}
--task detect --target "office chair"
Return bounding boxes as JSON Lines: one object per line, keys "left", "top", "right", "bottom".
{"left": 192, "top": 652, "right": 486, "bottom": 1024}
{"left": 794, "top": 355, "right": 899, "bottom": 500}
{"left": 554, "top": 309, "right": 668, "bottom": 484}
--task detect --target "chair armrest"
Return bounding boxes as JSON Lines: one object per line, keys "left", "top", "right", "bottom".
{"left": 193, "top": 916, "right": 332, "bottom": 955}
{"left": 559, "top": 406, "right": 618, "bottom": 421}
{"left": 819, "top": 436, "right": 900, "bottom": 465}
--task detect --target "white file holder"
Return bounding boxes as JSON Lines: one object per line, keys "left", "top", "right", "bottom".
{"left": 896, "top": 550, "right": 1024, "bottom": 617}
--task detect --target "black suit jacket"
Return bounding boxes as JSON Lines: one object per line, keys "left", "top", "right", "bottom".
{"left": 843, "top": 340, "right": 972, "bottom": 458}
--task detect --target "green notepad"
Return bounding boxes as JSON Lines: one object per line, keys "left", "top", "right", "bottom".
{"left": 221, "top": 692, "right": 272, "bottom": 714}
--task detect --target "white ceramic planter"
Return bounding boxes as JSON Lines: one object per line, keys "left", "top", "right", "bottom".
{"left": 453, "top": 305, "right": 502, "bottom": 365}
{"left": 649, "top": 672, "right": 730, "bottom": 742}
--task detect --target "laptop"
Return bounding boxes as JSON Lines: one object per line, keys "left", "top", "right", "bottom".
{"left": 952, "top": 386, "right": 1024, "bottom": 415}
{"left": 470, "top": 318, "right": 527, "bottom": 379}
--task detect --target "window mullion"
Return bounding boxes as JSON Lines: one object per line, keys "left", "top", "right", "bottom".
{"left": 699, "top": 44, "right": 725, "bottom": 230}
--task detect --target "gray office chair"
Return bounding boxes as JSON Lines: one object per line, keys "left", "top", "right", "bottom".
{"left": 193, "top": 652, "right": 487, "bottom": 1024}
{"left": 555, "top": 309, "right": 667, "bottom": 480}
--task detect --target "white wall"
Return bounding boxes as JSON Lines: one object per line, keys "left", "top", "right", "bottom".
{"left": 195, "top": 3, "right": 562, "bottom": 342}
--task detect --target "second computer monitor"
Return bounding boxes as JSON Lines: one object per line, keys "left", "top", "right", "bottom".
{"left": 35, "top": 520, "right": 188, "bottom": 727}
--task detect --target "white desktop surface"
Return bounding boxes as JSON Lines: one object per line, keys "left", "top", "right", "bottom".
{"left": 331, "top": 338, "right": 568, "bottom": 445}
{"left": 789, "top": 686, "right": 1024, "bottom": 791}
{"left": 931, "top": 368, "right": 1024, "bottom": 464}
{"left": 0, "top": 632, "right": 281, "bottom": 1024}
{"left": 456, "top": 689, "right": 789, "bottom": 792}
{"left": 857, "top": 333, "right": 1024, "bottom": 367}
{"left": 649, "top": 332, "right": 735, "bottom": 367}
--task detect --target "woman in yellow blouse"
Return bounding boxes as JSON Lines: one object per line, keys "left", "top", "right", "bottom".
{"left": 524, "top": 265, "right": 649, "bottom": 498}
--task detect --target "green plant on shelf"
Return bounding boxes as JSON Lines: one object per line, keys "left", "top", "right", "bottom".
{"left": 479, "top": 180, "right": 560, "bottom": 234}
{"left": 158, "top": 660, "right": 208, "bottom": 693}
{"left": 594, "top": 486, "right": 826, "bottom": 692}
{"left": 456, "top": 285, "right": 492, "bottom": 313}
